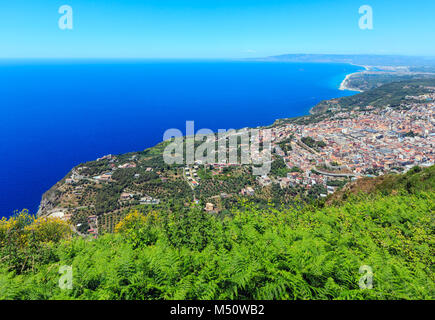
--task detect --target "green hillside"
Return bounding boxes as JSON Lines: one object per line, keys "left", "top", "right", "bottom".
{"left": 1, "top": 167, "right": 434, "bottom": 300}
{"left": 345, "top": 73, "right": 435, "bottom": 92}
{"left": 328, "top": 165, "right": 435, "bottom": 205}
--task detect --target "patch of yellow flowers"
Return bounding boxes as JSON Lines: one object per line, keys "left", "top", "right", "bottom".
{"left": 114, "top": 209, "right": 160, "bottom": 234}
{"left": 0, "top": 209, "right": 72, "bottom": 248}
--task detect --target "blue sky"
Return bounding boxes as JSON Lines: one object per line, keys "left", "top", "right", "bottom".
{"left": 1, "top": 0, "right": 434, "bottom": 58}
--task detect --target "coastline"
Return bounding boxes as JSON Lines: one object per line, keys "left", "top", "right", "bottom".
{"left": 308, "top": 64, "right": 369, "bottom": 115}
{"left": 338, "top": 65, "right": 370, "bottom": 93}
{"left": 339, "top": 73, "right": 363, "bottom": 92}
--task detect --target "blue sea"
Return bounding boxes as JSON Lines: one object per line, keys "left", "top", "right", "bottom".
{"left": 0, "top": 60, "right": 361, "bottom": 217}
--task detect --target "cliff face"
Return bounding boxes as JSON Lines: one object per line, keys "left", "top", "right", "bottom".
{"left": 37, "top": 173, "right": 70, "bottom": 217}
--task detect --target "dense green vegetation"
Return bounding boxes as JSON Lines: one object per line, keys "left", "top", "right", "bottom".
{"left": 1, "top": 167, "right": 433, "bottom": 300}
{"left": 270, "top": 157, "right": 291, "bottom": 177}
{"left": 329, "top": 165, "right": 435, "bottom": 205}
{"left": 377, "top": 165, "right": 435, "bottom": 195}
{"left": 301, "top": 137, "right": 326, "bottom": 150}
{"left": 277, "top": 137, "right": 293, "bottom": 154}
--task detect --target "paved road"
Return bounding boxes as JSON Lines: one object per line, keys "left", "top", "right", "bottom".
{"left": 313, "top": 169, "right": 358, "bottom": 178}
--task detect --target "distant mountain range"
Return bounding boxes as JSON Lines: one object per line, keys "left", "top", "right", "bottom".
{"left": 262, "top": 54, "right": 435, "bottom": 68}
{"left": 259, "top": 54, "right": 435, "bottom": 92}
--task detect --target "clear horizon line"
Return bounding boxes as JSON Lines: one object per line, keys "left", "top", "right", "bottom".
{"left": 1, "top": 53, "right": 435, "bottom": 60}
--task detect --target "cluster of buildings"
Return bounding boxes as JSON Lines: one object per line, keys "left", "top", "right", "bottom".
{"left": 118, "top": 162, "right": 137, "bottom": 169}
{"left": 240, "top": 186, "right": 255, "bottom": 196}
{"left": 87, "top": 215, "right": 98, "bottom": 238}
{"left": 270, "top": 100, "right": 434, "bottom": 184}
{"left": 93, "top": 172, "right": 113, "bottom": 182}
{"left": 184, "top": 165, "right": 201, "bottom": 187}
{"left": 120, "top": 191, "right": 160, "bottom": 205}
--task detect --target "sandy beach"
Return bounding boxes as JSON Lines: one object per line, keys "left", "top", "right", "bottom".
{"left": 339, "top": 65, "right": 370, "bottom": 92}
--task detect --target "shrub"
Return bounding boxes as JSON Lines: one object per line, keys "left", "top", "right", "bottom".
{"left": 0, "top": 210, "right": 72, "bottom": 273}
{"left": 115, "top": 210, "right": 159, "bottom": 247}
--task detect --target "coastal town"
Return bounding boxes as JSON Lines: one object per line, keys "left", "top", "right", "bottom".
{"left": 189, "top": 86, "right": 435, "bottom": 198}
{"left": 272, "top": 90, "right": 434, "bottom": 177}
